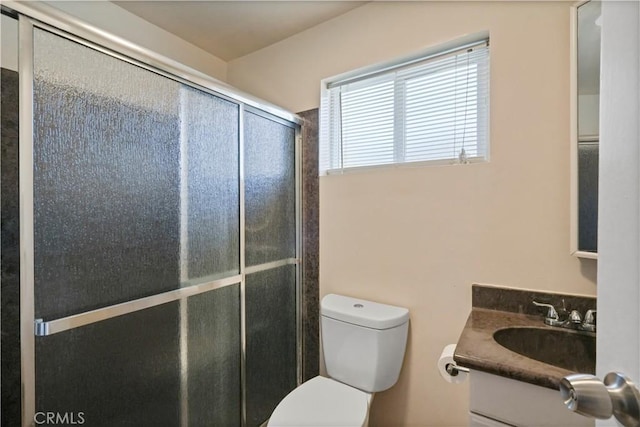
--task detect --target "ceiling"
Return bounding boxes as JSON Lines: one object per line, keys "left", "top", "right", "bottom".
{"left": 112, "top": 1, "right": 367, "bottom": 61}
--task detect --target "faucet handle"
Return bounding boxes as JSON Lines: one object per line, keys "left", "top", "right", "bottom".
{"left": 568, "top": 309, "right": 582, "bottom": 324}
{"left": 581, "top": 309, "right": 597, "bottom": 332}
{"left": 532, "top": 301, "right": 559, "bottom": 320}
{"left": 584, "top": 309, "right": 596, "bottom": 323}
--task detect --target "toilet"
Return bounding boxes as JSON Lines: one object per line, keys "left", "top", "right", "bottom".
{"left": 268, "top": 293, "right": 410, "bottom": 427}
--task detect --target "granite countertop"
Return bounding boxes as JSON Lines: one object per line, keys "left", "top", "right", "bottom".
{"left": 453, "top": 285, "right": 597, "bottom": 391}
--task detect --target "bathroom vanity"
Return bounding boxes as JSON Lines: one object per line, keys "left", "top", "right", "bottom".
{"left": 468, "top": 371, "right": 591, "bottom": 426}
{"left": 454, "top": 285, "right": 596, "bottom": 426}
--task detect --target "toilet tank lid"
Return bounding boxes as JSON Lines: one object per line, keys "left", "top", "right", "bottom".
{"left": 321, "top": 294, "right": 409, "bottom": 330}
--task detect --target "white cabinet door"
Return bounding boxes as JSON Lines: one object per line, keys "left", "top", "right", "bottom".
{"left": 470, "top": 412, "right": 512, "bottom": 427}
{"left": 469, "top": 370, "right": 593, "bottom": 427}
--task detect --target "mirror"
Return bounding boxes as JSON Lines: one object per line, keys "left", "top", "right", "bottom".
{"left": 571, "top": 0, "right": 600, "bottom": 258}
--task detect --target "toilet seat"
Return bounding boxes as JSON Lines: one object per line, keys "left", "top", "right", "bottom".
{"left": 268, "top": 376, "right": 370, "bottom": 427}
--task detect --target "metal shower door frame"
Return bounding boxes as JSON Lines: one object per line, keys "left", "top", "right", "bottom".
{"left": 10, "top": 4, "right": 303, "bottom": 426}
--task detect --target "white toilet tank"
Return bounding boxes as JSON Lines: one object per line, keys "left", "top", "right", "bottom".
{"left": 321, "top": 294, "right": 409, "bottom": 393}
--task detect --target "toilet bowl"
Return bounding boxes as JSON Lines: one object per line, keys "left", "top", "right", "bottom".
{"left": 267, "top": 294, "right": 409, "bottom": 427}
{"left": 268, "top": 376, "right": 372, "bottom": 427}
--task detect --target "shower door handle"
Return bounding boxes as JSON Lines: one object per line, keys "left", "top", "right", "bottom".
{"left": 559, "top": 371, "right": 640, "bottom": 427}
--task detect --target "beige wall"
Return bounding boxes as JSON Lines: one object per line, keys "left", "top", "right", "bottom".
{"left": 228, "top": 2, "right": 597, "bottom": 426}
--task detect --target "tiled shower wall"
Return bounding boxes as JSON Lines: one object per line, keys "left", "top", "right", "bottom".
{"left": 299, "top": 108, "right": 320, "bottom": 382}
{"left": 1, "top": 67, "right": 21, "bottom": 427}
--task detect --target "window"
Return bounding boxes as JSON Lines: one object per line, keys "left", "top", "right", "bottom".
{"left": 320, "top": 39, "right": 490, "bottom": 174}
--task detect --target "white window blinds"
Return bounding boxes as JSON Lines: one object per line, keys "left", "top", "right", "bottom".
{"left": 320, "top": 40, "right": 489, "bottom": 175}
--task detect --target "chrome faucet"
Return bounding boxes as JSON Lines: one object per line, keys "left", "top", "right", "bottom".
{"left": 532, "top": 301, "right": 564, "bottom": 326}
{"left": 532, "top": 301, "right": 596, "bottom": 332}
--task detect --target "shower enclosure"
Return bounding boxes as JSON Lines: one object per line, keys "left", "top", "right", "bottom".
{"left": 2, "top": 4, "right": 305, "bottom": 426}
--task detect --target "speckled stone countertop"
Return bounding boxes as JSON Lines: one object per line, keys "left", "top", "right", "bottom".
{"left": 453, "top": 284, "right": 597, "bottom": 390}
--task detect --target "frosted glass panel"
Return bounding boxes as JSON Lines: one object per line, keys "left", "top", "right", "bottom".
{"left": 36, "top": 303, "right": 181, "bottom": 427}
{"left": 187, "top": 285, "right": 241, "bottom": 425}
{"left": 36, "top": 286, "right": 244, "bottom": 427}
{"left": 29, "top": 25, "right": 299, "bottom": 427}
{"left": 182, "top": 87, "right": 240, "bottom": 283}
{"left": 246, "top": 265, "right": 297, "bottom": 426}
{"left": 244, "top": 112, "right": 296, "bottom": 266}
{"left": 33, "top": 29, "right": 181, "bottom": 319}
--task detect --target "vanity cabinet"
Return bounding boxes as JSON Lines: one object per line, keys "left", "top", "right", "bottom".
{"left": 457, "top": 286, "right": 597, "bottom": 427}
{"left": 470, "top": 412, "right": 512, "bottom": 427}
{"left": 469, "top": 370, "right": 593, "bottom": 427}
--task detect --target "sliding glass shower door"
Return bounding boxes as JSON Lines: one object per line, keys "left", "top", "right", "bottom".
{"left": 244, "top": 111, "right": 298, "bottom": 425}
{"left": 21, "top": 18, "right": 299, "bottom": 427}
